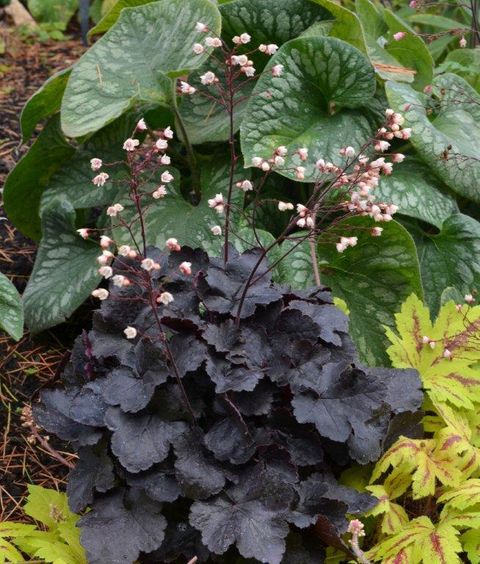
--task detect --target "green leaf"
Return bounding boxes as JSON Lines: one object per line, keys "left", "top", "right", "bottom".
{"left": 28, "top": 0, "right": 77, "bottom": 28}
{"left": 275, "top": 236, "right": 315, "bottom": 289}
{"left": 0, "top": 272, "right": 23, "bottom": 341}
{"left": 462, "top": 529, "right": 480, "bottom": 564}
{"left": 310, "top": 0, "right": 367, "bottom": 53}
{"left": 405, "top": 213, "right": 480, "bottom": 315}
{"left": 114, "top": 158, "right": 245, "bottom": 255}
{"left": 317, "top": 217, "right": 423, "bottom": 365}
{"left": 438, "top": 48, "right": 480, "bottom": 93}
{"left": 355, "top": 0, "right": 433, "bottom": 88}
{"left": 386, "top": 74, "right": 480, "bottom": 203}
{"left": 88, "top": 0, "right": 155, "bottom": 37}
{"left": 20, "top": 68, "right": 71, "bottom": 143}
{"left": 375, "top": 159, "right": 457, "bottom": 229}
{"left": 407, "top": 13, "right": 469, "bottom": 31}
{"left": 179, "top": 0, "right": 330, "bottom": 145}
{"left": 23, "top": 199, "right": 101, "bottom": 333}
{"left": 24, "top": 485, "right": 72, "bottom": 530}
{"left": 382, "top": 9, "right": 434, "bottom": 90}
{"left": 3, "top": 116, "right": 75, "bottom": 240}
{"left": 40, "top": 113, "right": 136, "bottom": 213}
{"left": 61, "top": 0, "right": 222, "bottom": 137}
{"left": 241, "top": 36, "right": 377, "bottom": 182}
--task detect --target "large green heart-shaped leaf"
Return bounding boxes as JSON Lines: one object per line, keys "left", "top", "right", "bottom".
{"left": 88, "top": 0, "right": 155, "bottom": 37}
{"left": 0, "top": 273, "right": 23, "bottom": 341}
{"left": 23, "top": 199, "right": 101, "bottom": 333}
{"left": 317, "top": 217, "right": 423, "bottom": 365}
{"left": 3, "top": 116, "right": 75, "bottom": 240}
{"left": 405, "top": 214, "right": 480, "bottom": 316}
{"left": 115, "top": 158, "right": 245, "bottom": 255}
{"left": 20, "top": 68, "right": 71, "bottom": 143}
{"left": 241, "top": 36, "right": 377, "bottom": 182}
{"left": 386, "top": 74, "right": 480, "bottom": 203}
{"left": 310, "top": 0, "right": 367, "bottom": 53}
{"left": 375, "top": 160, "right": 457, "bottom": 229}
{"left": 40, "top": 114, "right": 137, "bottom": 213}
{"left": 355, "top": 0, "right": 433, "bottom": 89}
{"left": 179, "top": 0, "right": 330, "bottom": 145}
{"left": 61, "top": 0, "right": 221, "bottom": 138}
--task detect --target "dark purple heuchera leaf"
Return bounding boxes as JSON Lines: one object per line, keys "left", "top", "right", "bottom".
{"left": 174, "top": 432, "right": 227, "bottom": 499}
{"left": 67, "top": 444, "right": 115, "bottom": 513}
{"left": 105, "top": 408, "right": 188, "bottom": 473}
{"left": 126, "top": 465, "right": 181, "bottom": 503}
{"left": 33, "top": 245, "right": 423, "bottom": 564}
{"left": 79, "top": 489, "right": 167, "bottom": 564}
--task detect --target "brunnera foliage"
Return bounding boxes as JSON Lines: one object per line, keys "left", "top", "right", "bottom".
{"left": 6, "top": 0, "right": 479, "bottom": 367}
{"left": 34, "top": 246, "right": 422, "bottom": 564}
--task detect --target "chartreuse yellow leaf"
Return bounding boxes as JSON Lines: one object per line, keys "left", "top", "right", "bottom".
{"left": 367, "top": 516, "right": 463, "bottom": 563}
{"left": 385, "top": 295, "right": 480, "bottom": 410}
{"left": 365, "top": 485, "right": 409, "bottom": 534}
{"left": 462, "top": 529, "right": 480, "bottom": 563}
{"left": 438, "top": 479, "right": 480, "bottom": 511}
{"left": 371, "top": 436, "right": 462, "bottom": 499}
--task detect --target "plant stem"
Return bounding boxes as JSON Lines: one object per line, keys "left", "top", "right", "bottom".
{"left": 172, "top": 82, "right": 201, "bottom": 201}
{"left": 223, "top": 62, "right": 237, "bottom": 266}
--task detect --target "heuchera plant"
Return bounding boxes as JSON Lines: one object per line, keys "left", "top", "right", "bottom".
{"left": 34, "top": 242, "right": 422, "bottom": 563}
{"left": 32, "top": 88, "right": 423, "bottom": 563}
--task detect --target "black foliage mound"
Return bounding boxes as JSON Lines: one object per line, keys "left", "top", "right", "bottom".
{"left": 34, "top": 246, "right": 423, "bottom": 564}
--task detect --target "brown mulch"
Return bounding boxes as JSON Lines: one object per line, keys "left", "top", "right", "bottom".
{"left": 0, "top": 20, "right": 85, "bottom": 522}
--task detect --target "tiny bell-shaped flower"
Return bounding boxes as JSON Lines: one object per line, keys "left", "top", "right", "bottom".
{"left": 276, "top": 146, "right": 288, "bottom": 157}
{"left": 166, "top": 238, "right": 181, "bottom": 251}
{"left": 98, "top": 266, "right": 113, "bottom": 278}
{"left": 160, "top": 154, "right": 171, "bottom": 165}
{"left": 91, "top": 288, "right": 109, "bottom": 300}
{"left": 157, "top": 291, "right": 174, "bottom": 305}
{"left": 443, "top": 348, "right": 452, "bottom": 359}
{"left": 106, "top": 203, "right": 124, "bottom": 217}
{"left": 136, "top": 118, "right": 147, "bottom": 131}
{"left": 205, "top": 37, "right": 222, "bottom": 48}
{"left": 278, "top": 201, "right": 294, "bottom": 211}
{"left": 211, "top": 225, "right": 222, "bottom": 236}
{"left": 100, "top": 235, "right": 114, "bottom": 249}
{"left": 163, "top": 126, "right": 174, "bottom": 140}
{"left": 460, "top": 36, "right": 467, "bottom": 48}
{"left": 124, "top": 326, "right": 137, "bottom": 339}
{"left": 77, "top": 228, "right": 89, "bottom": 239}
{"left": 236, "top": 179, "right": 253, "bottom": 192}
{"left": 179, "top": 261, "right": 192, "bottom": 276}
{"left": 92, "top": 172, "right": 109, "bottom": 187}
{"left": 180, "top": 81, "right": 196, "bottom": 95}
{"left": 90, "top": 158, "right": 102, "bottom": 171}
{"left": 123, "top": 138, "right": 140, "bottom": 151}
{"left": 393, "top": 31, "right": 406, "bottom": 41}
{"left": 118, "top": 245, "right": 132, "bottom": 257}
{"left": 141, "top": 258, "right": 156, "bottom": 271}
{"left": 208, "top": 193, "right": 225, "bottom": 214}
{"left": 251, "top": 156, "right": 263, "bottom": 167}
{"left": 153, "top": 185, "right": 167, "bottom": 199}
{"left": 295, "top": 166, "right": 305, "bottom": 180}
{"left": 156, "top": 138, "right": 169, "bottom": 150}
{"left": 465, "top": 293, "right": 475, "bottom": 304}
{"left": 392, "top": 153, "right": 405, "bottom": 163}
{"left": 272, "top": 64, "right": 284, "bottom": 77}
{"left": 161, "top": 170, "right": 174, "bottom": 183}
{"left": 195, "top": 22, "right": 208, "bottom": 32}
{"left": 261, "top": 161, "right": 271, "bottom": 172}
{"left": 112, "top": 275, "right": 130, "bottom": 287}
{"left": 259, "top": 43, "right": 279, "bottom": 55}
{"left": 297, "top": 147, "right": 308, "bottom": 161}
{"left": 200, "top": 71, "right": 218, "bottom": 85}
{"left": 371, "top": 226, "right": 383, "bottom": 237}
{"left": 274, "top": 155, "right": 285, "bottom": 166}
{"left": 193, "top": 43, "right": 205, "bottom": 54}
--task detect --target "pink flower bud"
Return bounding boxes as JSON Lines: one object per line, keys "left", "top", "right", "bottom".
{"left": 272, "top": 64, "right": 284, "bottom": 77}
{"left": 211, "top": 225, "right": 222, "bottom": 236}
{"left": 179, "top": 261, "right": 192, "bottom": 275}
{"left": 136, "top": 118, "right": 147, "bottom": 131}
{"left": 77, "top": 228, "right": 90, "bottom": 239}
{"left": 195, "top": 22, "right": 208, "bottom": 32}
{"left": 166, "top": 238, "right": 181, "bottom": 251}
{"left": 124, "top": 326, "right": 137, "bottom": 339}
{"left": 123, "top": 138, "right": 140, "bottom": 151}
{"left": 100, "top": 235, "right": 114, "bottom": 249}
{"left": 91, "top": 288, "right": 109, "bottom": 300}
{"left": 157, "top": 291, "right": 174, "bottom": 305}
{"left": 93, "top": 172, "right": 109, "bottom": 187}
{"left": 393, "top": 31, "right": 406, "bottom": 41}
{"left": 90, "top": 158, "right": 102, "bottom": 171}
